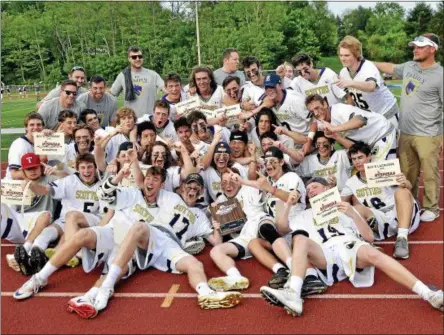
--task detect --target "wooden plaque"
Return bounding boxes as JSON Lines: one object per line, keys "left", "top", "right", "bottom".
{"left": 210, "top": 198, "right": 246, "bottom": 236}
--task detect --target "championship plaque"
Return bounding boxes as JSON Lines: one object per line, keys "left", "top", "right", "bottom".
{"left": 210, "top": 198, "right": 246, "bottom": 236}
{"left": 34, "top": 133, "right": 65, "bottom": 155}
{"left": 364, "top": 159, "right": 401, "bottom": 188}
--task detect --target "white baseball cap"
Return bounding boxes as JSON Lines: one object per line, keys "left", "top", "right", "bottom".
{"left": 408, "top": 35, "right": 439, "bottom": 50}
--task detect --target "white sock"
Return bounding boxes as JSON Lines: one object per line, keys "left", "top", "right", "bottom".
{"left": 289, "top": 276, "right": 304, "bottom": 297}
{"left": 101, "top": 264, "right": 122, "bottom": 289}
{"left": 85, "top": 287, "right": 99, "bottom": 299}
{"left": 305, "top": 267, "right": 318, "bottom": 278}
{"left": 226, "top": 267, "right": 242, "bottom": 278}
{"left": 412, "top": 281, "right": 433, "bottom": 301}
{"left": 23, "top": 242, "right": 33, "bottom": 254}
{"left": 272, "top": 263, "right": 285, "bottom": 274}
{"left": 397, "top": 228, "right": 409, "bottom": 240}
{"left": 195, "top": 282, "right": 213, "bottom": 296}
{"left": 285, "top": 257, "right": 292, "bottom": 271}
{"left": 36, "top": 262, "right": 58, "bottom": 281}
{"left": 33, "top": 227, "right": 58, "bottom": 251}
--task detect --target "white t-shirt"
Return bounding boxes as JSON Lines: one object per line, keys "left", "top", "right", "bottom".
{"left": 191, "top": 86, "right": 224, "bottom": 108}
{"left": 5, "top": 136, "right": 34, "bottom": 180}
{"left": 241, "top": 81, "right": 265, "bottom": 107}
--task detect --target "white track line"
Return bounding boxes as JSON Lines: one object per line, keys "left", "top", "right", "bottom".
{"left": 0, "top": 292, "right": 421, "bottom": 300}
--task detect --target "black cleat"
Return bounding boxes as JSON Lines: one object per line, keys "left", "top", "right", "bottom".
{"left": 30, "top": 247, "right": 48, "bottom": 274}
{"left": 301, "top": 275, "right": 328, "bottom": 297}
{"left": 14, "top": 245, "right": 34, "bottom": 276}
{"left": 268, "top": 268, "right": 290, "bottom": 289}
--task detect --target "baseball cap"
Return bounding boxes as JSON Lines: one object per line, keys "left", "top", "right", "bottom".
{"left": 229, "top": 130, "right": 248, "bottom": 144}
{"left": 408, "top": 34, "right": 439, "bottom": 50}
{"left": 21, "top": 153, "right": 41, "bottom": 170}
{"left": 184, "top": 173, "right": 204, "bottom": 187}
{"left": 306, "top": 177, "right": 329, "bottom": 187}
{"left": 214, "top": 141, "right": 231, "bottom": 155}
{"left": 264, "top": 146, "right": 284, "bottom": 160}
{"left": 264, "top": 73, "right": 282, "bottom": 88}
{"left": 118, "top": 141, "right": 133, "bottom": 154}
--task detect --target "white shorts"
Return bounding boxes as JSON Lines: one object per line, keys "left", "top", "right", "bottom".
{"left": 370, "top": 199, "right": 420, "bottom": 240}
{"left": 371, "top": 128, "right": 397, "bottom": 162}
{"left": 135, "top": 225, "right": 190, "bottom": 274}
{"left": 1, "top": 203, "right": 50, "bottom": 243}
{"left": 81, "top": 225, "right": 115, "bottom": 273}
{"left": 316, "top": 235, "right": 375, "bottom": 288}
{"left": 53, "top": 211, "right": 101, "bottom": 231}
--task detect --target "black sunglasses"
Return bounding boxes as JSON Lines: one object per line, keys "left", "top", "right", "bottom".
{"left": 130, "top": 55, "right": 143, "bottom": 60}
{"left": 63, "top": 90, "right": 77, "bottom": 96}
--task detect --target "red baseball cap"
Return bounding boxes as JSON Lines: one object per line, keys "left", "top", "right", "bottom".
{"left": 21, "top": 153, "right": 41, "bottom": 170}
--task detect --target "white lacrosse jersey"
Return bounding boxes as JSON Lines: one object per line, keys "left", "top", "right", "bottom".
{"left": 49, "top": 173, "right": 102, "bottom": 217}
{"left": 241, "top": 82, "right": 265, "bottom": 107}
{"left": 161, "top": 92, "right": 188, "bottom": 121}
{"left": 341, "top": 173, "right": 396, "bottom": 213}
{"left": 136, "top": 115, "right": 178, "bottom": 142}
{"left": 339, "top": 60, "right": 397, "bottom": 116}
{"left": 249, "top": 128, "right": 294, "bottom": 151}
{"left": 5, "top": 136, "right": 34, "bottom": 180}
{"left": 327, "top": 103, "right": 392, "bottom": 146}
{"left": 265, "top": 172, "right": 306, "bottom": 219}
{"left": 105, "top": 133, "right": 131, "bottom": 164}
{"left": 290, "top": 67, "right": 347, "bottom": 106}
{"left": 296, "top": 150, "right": 352, "bottom": 191}
{"left": 188, "top": 206, "right": 214, "bottom": 238}
{"left": 64, "top": 143, "right": 94, "bottom": 173}
{"left": 190, "top": 86, "right": 224, "bottom": 108}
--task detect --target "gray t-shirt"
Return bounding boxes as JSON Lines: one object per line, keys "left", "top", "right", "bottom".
{"left": 13, "top": 175, "right": 58, "bottom": 215}
{"left": 77, "top": 92, "right": 118, "bottom": 127}
{"left": 394, "top": 61, "right": 443, "bottom": 136}
{"left": 110, "top": 67, "right": 164, "bottom": 118}
{"left": 213, "top": 68, "right": 246, "bottom": 87}
{"left": 42, "top": 86, "right": 87, "bottom": 102}
{"left": 38, "top": 97, "right": 86, "bottom": 130}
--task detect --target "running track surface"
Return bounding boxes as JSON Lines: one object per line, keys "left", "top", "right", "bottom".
{"left": 1, "top": 160, "right": 443, "bottom": 334}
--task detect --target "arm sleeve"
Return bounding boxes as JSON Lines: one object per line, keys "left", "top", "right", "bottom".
{"left": 393, "top": 63, "right": 406, "bottom": 79}
{"left": 48, "top": 176, "right": 68, "bottom": 199}
{"left": 41, "top": 87, "right": 60, "bottom": 102}
{"left": 7, "top": 140, "right": 29, "bottom": 170}
{"left": 156, "top": 73, "right": 165, "bottom": 90}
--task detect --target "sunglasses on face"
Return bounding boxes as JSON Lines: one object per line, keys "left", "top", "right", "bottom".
{"left": 130, "top": 55, "right": 143, "bottom": 60}
{"left": 64, "top": 90, "right": 77, "bottom": 96}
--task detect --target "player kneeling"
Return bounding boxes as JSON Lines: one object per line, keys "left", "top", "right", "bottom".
{"left": 260, "top": 178, "right": 443, "bottom": 316}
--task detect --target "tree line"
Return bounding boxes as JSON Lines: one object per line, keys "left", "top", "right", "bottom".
{"left": 1, "top": 1, "right": 442, "bottom": 85}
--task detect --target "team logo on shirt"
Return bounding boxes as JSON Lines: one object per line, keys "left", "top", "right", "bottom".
{"left": 404, "top": 78, "right": 421, "bottom": 97}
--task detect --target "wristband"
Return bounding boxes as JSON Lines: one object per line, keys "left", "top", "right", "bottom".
{"left": 308, "top": 131, "right": 315, "bottom": 140}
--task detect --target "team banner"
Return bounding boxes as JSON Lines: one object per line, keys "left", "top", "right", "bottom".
{"left": 209, "top": 198, "right": 246, "bottom": 236}
{"left": 1, "top": 180, "right": 34, "bottom": 205}
{"left": 120, "top": 163, "right": 151, "bottom": 188}
{"left": 214, "top": 104, "right": 242, "bottom": 127}
{"left": 175, "top": 97, "right": 201, "bottom": 117}
{"left": 309, "top": 186, "right": 341, "bottom": 225}
{"left": 34, "top": 133, "right": 65, "bottom": 155}
{"left": 364, "top": 159, "right": 400, "bottom": 188}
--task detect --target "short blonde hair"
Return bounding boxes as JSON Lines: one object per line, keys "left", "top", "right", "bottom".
{"left": 116, "top": 107, "right": 137, "bottom": 125}
{"left": 338, "top": 35, "right": 363, "bottom": 61}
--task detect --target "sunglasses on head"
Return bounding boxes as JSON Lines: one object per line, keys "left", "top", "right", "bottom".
{"left": 130, "top": 55, "right": 143, "bottom": 60}
{"left": 64, "top": 90, "right": 77, "bottom": 96}
{"left": 71, "top": 66, "right": 85, "bottom": 72}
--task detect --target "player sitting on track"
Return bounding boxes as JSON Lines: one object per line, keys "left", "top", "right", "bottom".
{"left": 306, "top": 94, "right": 397, "bottom": 162}
{"left": 341, "top": 142, "right": 421, "bottom": 259}
{"left": 260, "top": 177, "right": 443, "bottom": 316}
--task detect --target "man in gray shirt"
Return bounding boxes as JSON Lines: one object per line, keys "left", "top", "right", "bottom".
{"left": 213, "top": 48, "right": 246, "bottom": 87}
{"left": 77, "top": 75, "right": 117, "bottom": 127}
{"left": 110, "top": 46, "right": 165, "bottom": 118}
{"left": 374, "top": 33, "right": 443, "bottom": 222}
{"left": 38, "top": 80, "right": 86, "bottom": 130}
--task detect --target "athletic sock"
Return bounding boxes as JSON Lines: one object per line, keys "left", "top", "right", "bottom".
{"left": 272, "top": 263, "right": 286, "bottom": 274}
{"left": 85, "top": 287, "right": 99, "bottom": 300}
{"left": 412, "top": 281, "right": 433, "bottom": 301}
{"left": 36, "top": 262, "right": 58, "bottom": 281}
{"left": 196, "top": 282, "right": 213, "bottom": 296}
{"left": 285, "top": 257, "right": 292, "bottom": 271}
{"left": 397, "top": 228, "right": 409, "bottom": 240}
{"left": 226, "top": 267, "right": 242, "bottom": 278}
{"left": 305, "top": 267, "right": 318, "bottom": 278}
{"left": 33, "top": 226, "right": 59, "bottom": 251}
{"left": 23, "top": 242, "right": 33, "bottom": 254}
{"left": 289, "top": 276, "right": 304, "bottom": 297}
{"left": 101, "top": 264, "right": 122, "bottom": 289}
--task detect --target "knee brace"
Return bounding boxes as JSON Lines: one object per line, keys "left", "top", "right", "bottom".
{"left": 291, "top": 230, "right": 309, "bottom": 239}
{"left": 258, "top": 223, "right": 281, "bottom": 244}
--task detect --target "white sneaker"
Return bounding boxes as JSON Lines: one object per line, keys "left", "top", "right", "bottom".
{"left": 260, "top": 286, "right": 303, "bottom": 316}
{"left": 6, "top": 254, "right": 20, "bottom": 272}
{"left": 13, "top": 275, "right": 47, "bottom": 300}
{"left": 93, "top": 287, "right": 114, "bottom": 311}
{"left": 67, "top": 295, "right": 98, "bottom": 319}
{"left": 420, "top": 210, "right": 438, "bottom": 222}
{"left": 428, "top": 290, "right": 443, "bottom": 311}
{"left": 198, "top": 291, "right": 242, "bottom": 309}
{"left": 208, "top": 275, "right": 249, "bottom": 291}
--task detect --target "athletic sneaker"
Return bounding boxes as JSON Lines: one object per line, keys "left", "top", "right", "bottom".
{"left": 29, "top": 246, "right": 48, "bottom": 274}
{"left": 260, "top": 286, "right": 303, "bottom": 316}
{"left": 428, "top": 290, "right": 443, "bottom": 311}
{"left": 6, "top": 254, "right": 20, "bottom": 273}
{"left": 67, "top": 295, "right": 98, "bottom": 319}
{"left": 13, "top": 275, "right": 47, "bottom": 300}
{"left": 208, "top": 275, "right": 249, "bottom": 291}
{"left": 268, "top": 268, "right": 290, "bottom": 289}
{"left": 183, "top": 236, "right": 206, "bottom": 255}
{"left": 14, "top": 245, "right": 34, "bottom": 276}
{"left": 420, "top": 210, "right": 439, "bottom": 222}
{"left": 198, "top": 291, "right": 242, "bottom": 309}
{"left": 45, "top": 248, "right": 80, "bottom": 267}
{"left": 301, "top": 275, "right": 328, "bottom": 297}
{"left": 393, "top": 237, "right": 409, "bottom": 259}
{"left": 93, "top": 287, "right": 114, "bottom": 311}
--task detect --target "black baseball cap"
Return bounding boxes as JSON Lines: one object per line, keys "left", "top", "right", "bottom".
{"left": 184, "top": 173, "right": 204, "bottom": 187}
{"left": 264, "top": 146, "right": 284, "bottom": 160}
{"left": 214, "top": 141, "right": 231, "bottom": 155}
{"left": 118, "top": 141, "right": 133, "bottom": 154}
{"left": 229, "top": 130, "right": 248, "bottom": 144}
